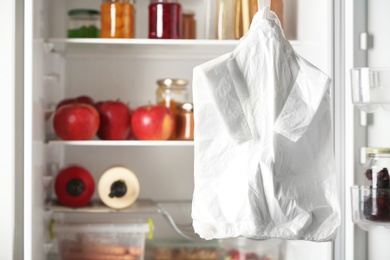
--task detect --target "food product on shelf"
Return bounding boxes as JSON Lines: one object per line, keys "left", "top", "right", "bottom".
{"left": 98, "top": 166, "right": 140, "bottom": 209}
{"left": 156, "top": 78, "right": 189, "bottom": 139}
{"left": 54, "top": 165, "right": 95, "bottom": 208}
{"left": 67, "top": 9, "right": 100, "bottom": 38}
{"left": 149, "top": 0, "right": 182, "bottom": 39}
{"left": 54, "top": 222, "right": 149, "bottom": 260}
{"left": 362, "top": 148, "right": 390, "bottom": 221}
{"left": 182, "top": 11, "right": 196, "bottom": 39}
{"left": 96, "top": 100, "right": 132, "bottom": 140}
{"left": 175, "top": 102, "right": 194, "bottom": 140}
{"left": 56, "top": 95, "right": 95, "bottom": 110}
{"left": 101, "top": 0, "right": 135, "bottom": 38}
{"left": 131, "top": 104, "right": 175, "bottom": 140}
{"left": 53, "top": 103, "right": 100, "bottom": 140}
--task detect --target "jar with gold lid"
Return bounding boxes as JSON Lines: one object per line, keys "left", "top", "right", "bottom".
{"left": 176, "top": 103, "right": 194, "bottom": 140}
{"left": 156, "top": 78, "right": 189, "bottom": 139}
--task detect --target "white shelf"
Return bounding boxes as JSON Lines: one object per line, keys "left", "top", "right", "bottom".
{"left": 47, "top": 140, "right": 194, "bottom": 147}
{"left": 46, "top": 38, "right": 302, "bottom": 59}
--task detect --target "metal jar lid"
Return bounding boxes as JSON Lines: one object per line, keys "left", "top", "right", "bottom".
{"left": 365, "top": 147, "right": 390, "bottom": 155}
{"left": 157, "top": 78, "right": 188, "bottom": 88}
{"left": 178, "top": 102, "right": 193, "bottom": 112}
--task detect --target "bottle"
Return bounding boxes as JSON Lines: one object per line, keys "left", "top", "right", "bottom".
{"left": 216, "top": 0, "right": 235, "bottom": 39}
{"left": 67, "top": 9, "right": 100, "bottom": 38}
{"left": 149, "top": 0, "right": 182, "bottom": 39}
{"left": 100, "top": 0, "right": 135, "bottom": 38}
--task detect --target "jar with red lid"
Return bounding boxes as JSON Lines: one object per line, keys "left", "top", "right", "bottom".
{"left": 149, "top": 0, "right": 182, "bottom": 39}
{"left": 100, "top": 0, "right": 135, "bottom": 38}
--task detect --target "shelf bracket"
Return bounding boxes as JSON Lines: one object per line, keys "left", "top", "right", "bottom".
{"left": 360, "top": 32, "right": 373, "bottom": 50}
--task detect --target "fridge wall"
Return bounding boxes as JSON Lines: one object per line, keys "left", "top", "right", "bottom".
{"left": 24, "top": 0, "right": 337, "bottom": 259}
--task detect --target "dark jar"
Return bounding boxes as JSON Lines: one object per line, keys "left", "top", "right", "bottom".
{"left": 149, "top": 0, "right": 182, "bottom": 39}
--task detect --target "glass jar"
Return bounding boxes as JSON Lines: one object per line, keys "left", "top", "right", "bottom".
{"left": 149, "top": 0, "right": 182, "bottom": 39}
{"left": 182, "top": 11, "right": 196, "bottom": 39}
{"left": 156, "top": 78, "right": 188, "bottom": 139}
{"left": 67, "top": 9, "right": 100, "bottom": 38}
{"left": 176, "top": 103, "right": 194, "bottom": 140}
{"left": 364, "top": 148, "right": 390, "bottom": 188}
{"left": 363, "top": 148, "right": 390, "bottom": 222}
{"left": 100, "top": 0, "right": 135, "bottom": 38}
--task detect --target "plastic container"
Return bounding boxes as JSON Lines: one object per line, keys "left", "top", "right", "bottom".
{"left": 67, "top": 9, "right": 100, "bottom": 38}
{"left": 53, "top": 222, "right": 149, "bottom": 260}
{"left": 149, "top": 0, "right": 182, "bottom": 39}
{"left": 219, "top": 238, "right": 282, "bottom": 260}
{"left": 145, "top": 239, "right": 219, "bottom": 260}
{"left": 351, "top": 68, "right": 390, "bottom": 112}
{"left": 100, "top": 0, "right": 135, "bottom": 38}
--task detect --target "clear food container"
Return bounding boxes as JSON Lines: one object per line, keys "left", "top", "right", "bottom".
{"left": 53, "top": 222, "right": 149, "bottom": 260}
{"left": 67, "top": 9, "right": 100, "bottom": 38}
{"left": 219, "top": 238, "right": 282, "bottom": 260}
{"left": 145, "top": 239, "right": 219, "bottom": 260}
{"left": 351, "top": 67, "right": 390, "bottom": 112}
{"left": 351, "top": 186, "right": 390, "bottom": 230}
{"left": 364, "top": 147, "right": 390, "bottom": 188}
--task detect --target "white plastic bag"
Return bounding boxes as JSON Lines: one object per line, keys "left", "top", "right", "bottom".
{"left": 191, "top": 8, "right": 340, "bottom": 242}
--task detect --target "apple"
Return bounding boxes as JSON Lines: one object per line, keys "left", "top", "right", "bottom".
{"left": 53, "top": 103, "right": 100, "bottom": 140}
{"left": 95, "top": 100, "right": 131, "bottom": 140}
{"left": 54, "top": 165, "right": 95, "bottom": 207}
{"left": 131, "top": 105, "right": 174, "bottom": 140}
{"left": 56, "top": 95, "right": 95, "bottom": 110}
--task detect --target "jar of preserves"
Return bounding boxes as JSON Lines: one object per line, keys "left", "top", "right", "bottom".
{"left": 363, "top": 148, "right": 390, "bottom": 222}
{"left": 182, "top": 11, "right": 196, "bottom": 39}
{"left": 67, "top": 9, "right": 100, "bottom": 38}
{"left": 364, "top": 148, "right": 390, "bottom": 188}
{"left": 100, "top": 0, "right": 135, "bottom": 38}
{"left": 149, "top": 0, "right": 182, "bottom": 39}
{"left": 176, "top": 103, "right": 194, "bottom": 140}
{"left": 156, "top": 78, "right": 188, "bottom": 139}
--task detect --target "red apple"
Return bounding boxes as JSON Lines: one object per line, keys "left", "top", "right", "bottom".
{"left": 54, "top": 165, "right": 95, "bottom": 207}
{"left": 131, "top": 105, "right": 174, "bottom": 140}
{"left": 53, "top": 103, "right": 100, "bottom": 140}
{"left": 96, "top": 100, "right": 131, "bottom": 140}
{"left": 56, "top": 95, "right": 95, "bottom": 110}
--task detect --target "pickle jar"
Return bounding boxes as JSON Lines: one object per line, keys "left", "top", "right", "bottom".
{"left": 149, "top": 0, "right": 182, "bottom": 39}
{"left": 67, "top": 9, "right": 100, "bottom": 38}
{"left": 100, "top": 0, "right": 135, "bottom": 38}
{"left": 364, "top": 148, "right": 390, "bottom": 189}
{"left": 176, "top": 103, "right": 194, "bottom": 140}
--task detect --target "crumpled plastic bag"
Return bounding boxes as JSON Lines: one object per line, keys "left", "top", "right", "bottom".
{"left": 191, "top": 8, "right": 340, "bottom": 242}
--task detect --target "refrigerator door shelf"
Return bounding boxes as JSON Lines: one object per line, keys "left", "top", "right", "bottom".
{"left": 351, "top": 67, "right": 390, "bottom": 113}
{"left": 351, "top": 186, "right": 390, "bottom": 231}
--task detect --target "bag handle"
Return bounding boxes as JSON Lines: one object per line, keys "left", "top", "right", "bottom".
{"left": 258, "top": 0, "right": 271, "bottom": 19}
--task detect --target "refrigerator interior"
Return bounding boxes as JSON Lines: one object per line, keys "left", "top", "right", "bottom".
{"left": 23, "top": 0, "right": 340, "bottom": 259}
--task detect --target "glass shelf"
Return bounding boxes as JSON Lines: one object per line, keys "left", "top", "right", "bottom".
{"left": 351, "top": 68, "right": 390, "bottom": 113}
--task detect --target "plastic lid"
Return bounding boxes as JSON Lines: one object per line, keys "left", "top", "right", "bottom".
{"left": 365, "top": 147, "right": 390, "bottom": 154}
{"left": 68, "top": 9, "right": 100, "bottom": 16}
{"left": 53, "top": 223, "right": 149, "bottom": 233}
